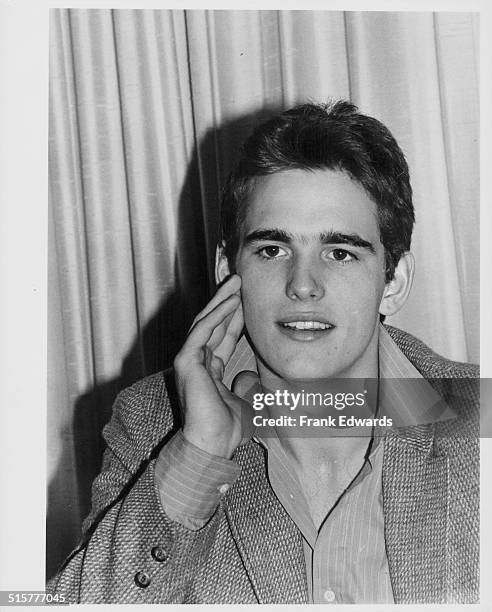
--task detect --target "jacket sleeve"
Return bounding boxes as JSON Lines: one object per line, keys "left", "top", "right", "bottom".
{"left": 46, "top": 373, "right": 230, "bottom": 604}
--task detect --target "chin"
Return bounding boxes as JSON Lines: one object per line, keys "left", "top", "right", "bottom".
{"left": 260, "top": 355, "right": 338, "bottom": 382}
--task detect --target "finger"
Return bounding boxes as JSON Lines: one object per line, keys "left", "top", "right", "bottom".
{"left": 216, "top": 378, "right": 256, "bottom": 445}
{"left": 190, "top": 274, "right": 241, "bottom": 329}
{"left": 231, "top": 371, "right": 260, "bottom": 444}
{"left": 206, "top": 306, "right": 237, "bottom": 351}
{"left": 214, "top": 300, "right": 244, "bottom": 364}
{"left": 203, "top": 292, "right": 242, "bottom": 351}
{"left": 184, "top": 293, "right": 241, "bottom": 352}
{"left": 204, "top": 348, "right": 225, "bottom": 382}
{"left": 209, "top": 355, "right": 225, "bottom": 382}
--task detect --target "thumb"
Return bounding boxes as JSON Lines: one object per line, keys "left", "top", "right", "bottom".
{"left": 232, "top": 370, "right": 261, "bottom": 445}
{"left": 232, "top": 370, "right": 261, "bottom": 402}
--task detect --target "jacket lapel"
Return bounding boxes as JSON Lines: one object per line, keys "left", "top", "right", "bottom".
{"left": 382, "top": 424, "right": 449, "bottom": 603}
{"left": 223, "top": 442, "right": 308, "bottom": 604}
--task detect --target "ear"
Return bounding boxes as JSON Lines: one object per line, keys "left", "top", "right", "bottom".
{"left": 215, "top": 242, "right": 231, "bottom": 285}
{"left": 379, "top": 252, "right": 415, "bottom": 317}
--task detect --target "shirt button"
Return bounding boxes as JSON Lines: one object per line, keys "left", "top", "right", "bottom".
{"left": 134, "top": 571, "right": 151, "bottom": 588}
{"left": 323, "top": 589, "right": 336, "bottom": 602}
{"left": 218, "top": 483, "right": 230, "bottom": 495}
{"left": 151, "top": 545, "right": 167, "bottom": 562}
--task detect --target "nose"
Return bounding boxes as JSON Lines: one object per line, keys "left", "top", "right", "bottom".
{"left": 286, "top": 256, "right": 325, "bottom": 301}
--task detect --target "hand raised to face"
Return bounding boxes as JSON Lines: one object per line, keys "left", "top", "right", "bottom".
{"left": 173, "top": 275, "right": 256, "bottom": 458}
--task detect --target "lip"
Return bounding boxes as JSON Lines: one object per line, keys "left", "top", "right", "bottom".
{"left": 277, "top": 313, "right": 333, "bottom": 325}
{"left": 276, "top": 313, "right": 335, "bottom": 342}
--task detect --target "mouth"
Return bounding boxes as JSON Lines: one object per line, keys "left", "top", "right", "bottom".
{"left": 276, "top": 316, "right": 335, "bottom": 341}
{"left": 281, "top": 321, "right": 332, "bottom": 330}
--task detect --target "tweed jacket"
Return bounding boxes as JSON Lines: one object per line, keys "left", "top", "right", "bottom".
{"left": 48, "top": 326, "right": 479, "bottom": 604}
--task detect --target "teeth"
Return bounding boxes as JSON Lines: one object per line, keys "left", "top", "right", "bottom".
{"left": 283, "top": 321, "right": 331, "bottom": 330}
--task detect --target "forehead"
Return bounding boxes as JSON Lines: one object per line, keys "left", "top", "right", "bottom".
{"left": 242, "top": 168, "right": 381, "bottom": 242}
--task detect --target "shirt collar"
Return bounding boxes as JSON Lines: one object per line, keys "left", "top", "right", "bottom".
{"left": 377, "top": 325, "right": 450, "bottom": 429}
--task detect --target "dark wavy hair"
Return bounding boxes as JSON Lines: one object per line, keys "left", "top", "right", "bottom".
{"left": 219, "top": 100, "right": 414, "bottom": 282}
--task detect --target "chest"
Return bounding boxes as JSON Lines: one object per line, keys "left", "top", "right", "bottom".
{"left": 292, "top": 441, "right": 371, "bottom": 529}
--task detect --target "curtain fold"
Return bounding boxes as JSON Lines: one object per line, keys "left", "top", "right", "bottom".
{"left": 433, "top": 12, "right": 480, "bottom": 360}
{"left": 47, "top": 8, "right": 479, "bottom": 578}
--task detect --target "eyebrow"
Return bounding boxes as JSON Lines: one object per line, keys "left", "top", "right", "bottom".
{"left": 243, "top": 228, "right": 376, "bottom": 254}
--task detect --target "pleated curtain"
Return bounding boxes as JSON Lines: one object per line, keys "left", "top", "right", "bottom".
{"left": 47, "top": 9, "right": 479, "bottom": 577}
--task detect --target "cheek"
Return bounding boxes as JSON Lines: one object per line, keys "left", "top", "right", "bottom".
{"left": 239, "top": 273, "right": 282, "bottom": 339}
{"left": 342, "top": 278, "right": 386, "bottom": 319}
{"left": 238, "top": 263, "right": 278, "bottom": 306}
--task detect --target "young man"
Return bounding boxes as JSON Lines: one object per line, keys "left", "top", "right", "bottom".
{"left": 48, "top": 101, "right": 479, "bottom": 604}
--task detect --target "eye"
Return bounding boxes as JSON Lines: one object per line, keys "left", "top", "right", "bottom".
{"left": 256, "top": 245, "right": 288, "bottom": 260}
{"left": 326, "top": 249, "right": 357, "bottom": 263}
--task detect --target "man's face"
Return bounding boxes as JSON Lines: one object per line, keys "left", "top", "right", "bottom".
{"left": 234, "top": 168, "right": 388, "bottom": 380}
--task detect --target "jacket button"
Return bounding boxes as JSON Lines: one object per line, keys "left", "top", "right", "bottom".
{"left": 134, "top": 571, "right": 151, "bottom": 588}
{"left": 151, "top": 546, "right": 167, "bottom": 562}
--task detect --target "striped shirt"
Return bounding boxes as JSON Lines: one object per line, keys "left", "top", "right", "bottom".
{"left": 257, "top": 426, "right": 391, "bottom": 603}
{"left": 155, "top": 324, "right": 441, "bottom": 603}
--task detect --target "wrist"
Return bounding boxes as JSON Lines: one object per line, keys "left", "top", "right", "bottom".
{"left": 182, "top": 426, "right": 236, "bottom": 459}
